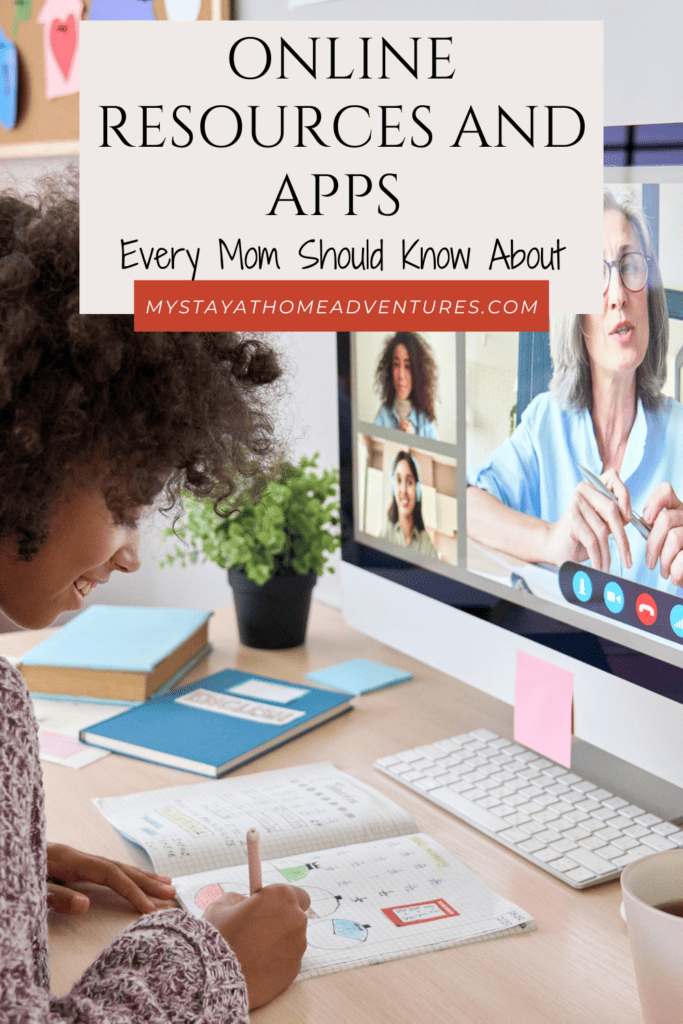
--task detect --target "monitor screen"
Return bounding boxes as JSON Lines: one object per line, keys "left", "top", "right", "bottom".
{"left": 339, "top": 182, "right": 683, "bottom": 706}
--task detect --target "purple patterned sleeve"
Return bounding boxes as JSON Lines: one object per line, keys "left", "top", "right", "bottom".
{"left": 0, "top": 658, "right": 249, "bottom": 1024}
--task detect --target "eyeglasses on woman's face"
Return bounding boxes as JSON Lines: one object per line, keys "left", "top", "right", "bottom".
{"left": 603, "top": 251, "right": 649, "bottom": 294}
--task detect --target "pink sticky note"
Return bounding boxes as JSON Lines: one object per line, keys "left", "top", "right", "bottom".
{"left": 514, "top": 651, "right": 573, "bottom": 768}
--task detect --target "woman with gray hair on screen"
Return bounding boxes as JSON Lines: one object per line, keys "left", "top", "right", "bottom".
{"left": 467, "top": 186, "right": 683, "bottom": 595}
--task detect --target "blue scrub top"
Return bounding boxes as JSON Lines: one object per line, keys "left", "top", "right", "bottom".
{"left": 374, "top": 404, "right": 439, "bottom": 440}
{"left": 467, "top": 391, "right": 683, "bottom": 595}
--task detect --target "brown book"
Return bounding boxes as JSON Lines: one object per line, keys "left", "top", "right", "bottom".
{"left": 19, "top": 606, "right": 212, "bottom": 702}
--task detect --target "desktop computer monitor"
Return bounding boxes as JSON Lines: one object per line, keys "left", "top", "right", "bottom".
{"left": 338, "top": 181, "right": 683, "bottom": 817}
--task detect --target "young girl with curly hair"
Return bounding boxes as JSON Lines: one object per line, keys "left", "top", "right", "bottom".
{"left": 0, "top": 172, "right": 309, "bottom": 1021}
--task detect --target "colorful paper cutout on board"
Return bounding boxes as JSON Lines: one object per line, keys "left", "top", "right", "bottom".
{"left": 513, "top": 650, "right": 573, "bottom": 768}
{"left": 13, "top": 0, "right": 33, "bottom": 39}
{"left": 37, "top": 0, "right": 82, "bottom": 99}
{"left": 0, "top": 30, "right": 18, "bottom": 130}
{"left": 164, "top": 0, "right": 201, "bottom": 19}
{"left": 88, "top": 0, "right": 155, "bottom": 19}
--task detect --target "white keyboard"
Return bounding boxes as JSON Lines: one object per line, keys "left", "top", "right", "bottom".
{"left": 375, "top": 729, "right": 683, "bottom": 889}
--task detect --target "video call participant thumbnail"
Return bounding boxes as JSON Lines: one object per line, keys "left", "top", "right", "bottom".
{"left": 380, "top": 450, "right": 438, "bottom": 558}
{"left": 374, "top": 332, "right": 439, "bottom": 439}
{"left": 467, "top": 186, "right": 683, "bottom": 596}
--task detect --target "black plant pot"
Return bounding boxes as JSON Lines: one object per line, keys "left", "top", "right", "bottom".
{"left": 228, "top": 568, "right": 317, "bottom": 649}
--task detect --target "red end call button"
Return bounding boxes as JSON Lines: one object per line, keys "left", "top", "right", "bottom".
{"left": 636, "top": 593, "right": 658, "bottom": 626}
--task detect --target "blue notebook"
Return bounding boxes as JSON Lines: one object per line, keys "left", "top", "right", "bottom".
{"left": 80, "top": 668, "right": 353, "bottom": 777}
{"left": 20, "top": 606, "right": 213, "bottom": 703}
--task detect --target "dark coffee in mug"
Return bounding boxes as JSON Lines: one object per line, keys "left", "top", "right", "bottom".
{"left": 654, "top": 900, "right": 683, "bottom": 918}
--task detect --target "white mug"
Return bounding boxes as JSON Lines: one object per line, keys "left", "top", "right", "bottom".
{"left": 621, "top": 849, "right": 683, "bottom": 1023}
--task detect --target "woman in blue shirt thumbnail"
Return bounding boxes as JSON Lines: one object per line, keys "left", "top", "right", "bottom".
{"left": 467, "top": 187, "right": 683, "bottom": 596}
{"left": 374, "top": 332, "right": 439, "bottom": 439}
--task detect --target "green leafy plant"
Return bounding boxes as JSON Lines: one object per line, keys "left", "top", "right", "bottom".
{"left": 162, "top": 454, "right": 341, "bottom": 586}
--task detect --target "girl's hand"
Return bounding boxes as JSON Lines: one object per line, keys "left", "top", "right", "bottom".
{"left": 398, "top": 418, "right": 416, "bottom": 434}
{"left": 204, "top": 884, "right": 310, "bottom": 1010}
{"left": 46, "top": 842, "right": 177, "bottom": 915}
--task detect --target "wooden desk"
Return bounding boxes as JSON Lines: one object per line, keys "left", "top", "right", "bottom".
{"left": 3, "top": 603, "right": 643, "bottom": 1023}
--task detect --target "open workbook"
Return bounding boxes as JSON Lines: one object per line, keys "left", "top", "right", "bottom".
{"left": 96, "top": 762, "right": 535, "bottom": 979}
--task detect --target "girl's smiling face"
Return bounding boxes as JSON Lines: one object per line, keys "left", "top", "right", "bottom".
{"left": 0, "top": 480, "right": 141, "bottom": 629}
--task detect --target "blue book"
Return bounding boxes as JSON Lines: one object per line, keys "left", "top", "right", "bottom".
{"left": 20, "top": 606, "right": 213, "bottom": 703}
{"left": 80, "top": 668, "right": 353, "bottom": 777}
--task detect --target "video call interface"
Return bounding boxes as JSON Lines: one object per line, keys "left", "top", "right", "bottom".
{"left": 351, "top": 183, "right": 683, "bottom": 656}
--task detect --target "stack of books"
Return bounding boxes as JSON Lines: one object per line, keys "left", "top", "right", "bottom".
{"left": 19, "top": 605, "right": 213, "bottom": 703}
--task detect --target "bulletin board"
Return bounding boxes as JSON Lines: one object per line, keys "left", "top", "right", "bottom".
{"left": 0, "top": 0, "right": 229, "bottom": 157}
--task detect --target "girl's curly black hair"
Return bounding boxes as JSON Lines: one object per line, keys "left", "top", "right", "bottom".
{"left": 374, "top": 332, "right": 438, "bottom": 422}
{"left": 0, "top": 170, "right": 283, "bottom": 560}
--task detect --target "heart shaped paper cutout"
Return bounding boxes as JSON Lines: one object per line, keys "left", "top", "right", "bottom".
{"left": 50, "top": 16, "right": 77, "bottom": 81}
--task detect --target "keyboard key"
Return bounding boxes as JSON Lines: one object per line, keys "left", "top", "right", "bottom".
{"left": 519, "top": 785, "right": 544, "bottom": 799}
{"left": 490, "top": 785, "right": 515, "bottom": 799}
{"left": 579, "top": 835, "right": 605, "bottom": 850}
{"left": 635, "top": 813, "right": 663, "bottom": 828}
{"left": 477, "top": 795, "right": 503, "bottom": 810}
{"left": 589, "top": 789, "right": 613, "bottom": 802}
{"left": 549, "top": 837, "right": 578, "bottom": 853}
{"left": 667, "top": 831, "right": 683, "bottom": 847}
{"left": 460, "top": 787, "right": 487, "bottom": 802}
{"left": 541, "top": 765, "right": 567, "bottom": 779}
{"left": 613, "top": 846, "right": 654, "bottom": 868}
{"left": 470, "top": 728, "right": 498, "bottom": 741}
{"left": 536, "top": 828, "right": 562, "bottom": 843}
{"left": 433, "top": 739, "right": 460, "bottom": 753}
{"left": 559, "top": 791, "right": 585, "bottom": 805}
{"left": 603, "top": 796, "right": 628, "bottom": 811}
{"left": 462, "top": 756, "right": 488, "bottom": 770}
{"left": 652, "top": 822, "right": 681, "bottom": 837}
{"left": 624, "top": 824, "right": 650, "bottom": 839}
{"left": 532, "top": 808, "right": 561, "bottom": 824}
{"left": 414, "top": 777, "right": 442, "bottom": 792}
{"left": 429, "top": 786, "right": 509, "bottom": 833}
{"left": 518, "top": 769, "right": 544, "bottom": 782}
{"left": 490, "top": 770, "right": 515, "bottom": 783}
{"left": 561, "top": 773, "right": 582, "bottom": 785}
{"left": 547, "top": 783, "right": 571, "bottom": 796}
{"left": 533, "top": 793, "right": 558, "bottom": 808}
{"left": 395, "top": 750, "right": 425, "bottom": 763}
{"left": 519, "top": 821, "right": 548, "bottom": 835}
{"left": 566, "top": 866, "right": 596, "bottom": 883}
{"left": 550, "top": 856, "right": 580, "bottom": 873}
{"left": 573, "top": 780, "right": 597, "bottom": 794}
{"left": 499, "top": 827, "right": 528, "bottom": 844}
{"left": 504, "top": 744, "right": 525, "bottom": 755}
{"left": 592, "top": 807, "right": 614, "bottom": 821}
{"left": 620, "top": 804, "right": 645, "bottom": 818}
{"left": 612, "top": 835, "right": 639, "bottom": 851}
{"left": 553, "top": 817, "right": 583, "bottom": 833}
{"left": 566, "top": 846, "right": 615, "bottom": 875}
{"left": 500, "top": 811, "right": 533, "bottom": 827}
{"left": 605, "top": 815, "right": 632, "bottom": 831}
{"left": 487, "top": 803, "right": 509, "bottom": 818}
{"left": 460, "top": 770, "right": 487, "bottom": 784}
{"left": 564, "top": 826, "right": 591, "bottom": 841}
{"left": 641, "top": 833, "right": 676, "bottom": 852}
{"left": 491, "top": 754, "right": 515, "bottom": 766}
{"left": 514, "top": 751, "right": 539, "bottom": 763}
{"left": 532, "top": 758, "right": 553, "bottom": 769}
{"left": 576, "top": 798, "right": 600, "bottom": 813}
{"left": 592, "top": 844, "right": 624, "bottom": 861}
{"left": 564, "top": 810, "right": 589, "bottom": 824}
{"left": 518, "top": 838, "right": 547, "bottom": 854}
{"left": 422, "top": 765, "right": 450, "bottom": 777}
{"left": 581, "top": 819, "right": 607, "bottom": 833}
{"left": 535, "top": 847, "right": 562, "bottom": 862}
{"left": 595, "top": 826, "right": 622, "bottom": 842}
{"left": 410, "top": 759, "right": 434, "bottom": 771}
{"left": 415, "top": 744, "right": 449, "bottom": 760}
{"left": 488, "top": 737, "right": 512, "bottom": 749}
{"left": 375, "top": 755, "right": 401, "bottom": 768}
{"left": 402, "top": 770, "right": 426, "bottom": 783}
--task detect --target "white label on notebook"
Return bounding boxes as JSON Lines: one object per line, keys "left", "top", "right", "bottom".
{"left": 228, "top": 679, "right": 309, "bottom": 704}
{"left": 175, "top": 689, "right": 305, "bottom": 726}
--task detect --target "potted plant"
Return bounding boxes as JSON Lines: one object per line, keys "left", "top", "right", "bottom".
{"left": 163, "top": 454, "right": 340, "bottom": 649}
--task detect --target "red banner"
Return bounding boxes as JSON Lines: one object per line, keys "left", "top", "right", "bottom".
{"left": 134, "top": 279, "right": 549, "bottom": 331}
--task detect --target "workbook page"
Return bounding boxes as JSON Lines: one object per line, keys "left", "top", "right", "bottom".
{"left": 174, "top": 833, "right": 535, "bottom": 979}
{"left": 95, "top": 762, "right": 417, "bottom": 877}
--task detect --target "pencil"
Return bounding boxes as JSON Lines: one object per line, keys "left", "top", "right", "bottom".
{"left": 247, "top": 827, "right": 262, "bottom": 895}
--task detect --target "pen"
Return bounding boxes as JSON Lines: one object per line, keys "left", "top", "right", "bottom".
{"left": 576, "top": 464, "right": 651, "bottom": 540}
{"left": 247, "top": 827, "right": 262, "bottom": 895}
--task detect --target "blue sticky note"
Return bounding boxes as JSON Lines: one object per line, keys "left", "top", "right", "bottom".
{"left": 305, "top": 659, "right": 412, "bottom": 696}
{"left": 0, "top": 30, "right": 18, "bottom": 131}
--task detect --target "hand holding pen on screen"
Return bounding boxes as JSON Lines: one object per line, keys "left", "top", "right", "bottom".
{"left": 545, "top": 466, "right": 636, "bottom": 572}
{"left": 641, "top": 482, "right": 683, "bottom": 587}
